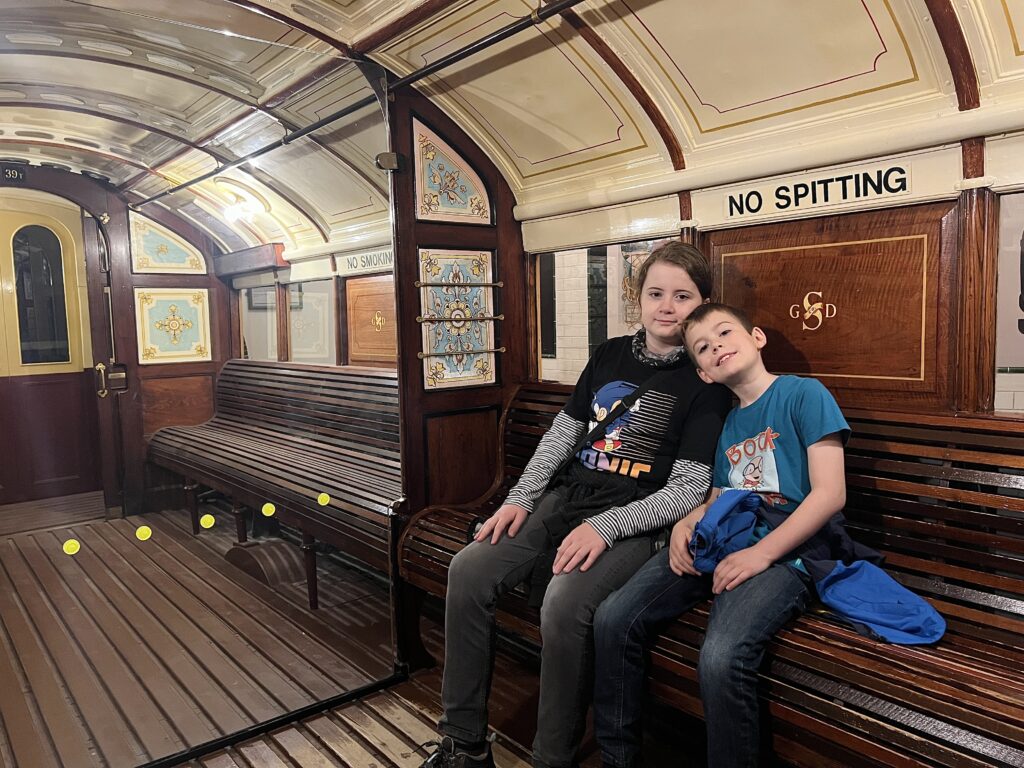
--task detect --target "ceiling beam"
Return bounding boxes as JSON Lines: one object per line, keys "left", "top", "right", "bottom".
{"left": 220, "top": 0, "right": 357, "bottom": 58}
{"left": 352, "top": 0, "right": 453, "bottom": 54}
{"left": 558, "top": 8, "right": 685, "bottom": 171}
{"left": 922, "top": 0, "right": 981, "bottom": 111}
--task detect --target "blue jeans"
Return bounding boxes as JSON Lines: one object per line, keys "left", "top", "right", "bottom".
{"left": 593, "top": 548, "right": 811, "bottom": 768}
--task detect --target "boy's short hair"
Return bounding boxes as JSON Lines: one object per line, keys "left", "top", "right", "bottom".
{"left": 682, "top": 303, "right": 755, "bottom": 360}
{"left": 631, "top": 242, "right": 712, "bottom": 301}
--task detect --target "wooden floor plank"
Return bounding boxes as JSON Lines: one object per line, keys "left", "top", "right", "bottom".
{"left": 83, "top": 522, "right": 289, "bottom": 724}
{"left": 0, "top": 537, "right": 143, "bottom": 767}
{"left": 123, "top": 518, "right": 371, "bottom": 700}
{"left": 332, "top": 704, "right": 422, "bottom": 768}
{"left": 300, "top": 715, "right": 389, "bottom": 768}
{"left": 0, "top": 606, "right": 58, "bottom": 768}
{"left": 62, "top": 526, "right": 230, "bottom": 741}
{"left": 235, "top": 737, "right": 296, "bottom": 768}
{"left": 18, "top": 531, "right": 184, "bottom": 760}
{"left": 0, "top": 492, "right": 105, "bottom": 538}
{"left": 270, "top": 727, "right": 350, "bottom": 768}
{"left": 147, "top": 513, "right": 392, "bottom": 684}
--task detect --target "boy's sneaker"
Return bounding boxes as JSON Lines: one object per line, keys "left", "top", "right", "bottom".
{"left": 418, "top": 735, "right": 495, "bottom": 768}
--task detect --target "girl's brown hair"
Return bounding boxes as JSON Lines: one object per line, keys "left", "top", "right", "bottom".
{"left": 631, "top": 241, "right": 712, "bottom": 302}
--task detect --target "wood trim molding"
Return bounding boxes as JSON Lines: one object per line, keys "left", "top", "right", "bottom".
{"left": 559, "top": 9, "right": 685, "bottom": 171}
{"left": 955, "top": 188, "right": 998, "bottom": 411}
{"left": 961, "top": 137, "right": 985, "bottom": 178}
{"left": 352, "top": 0, "right": 452, "bottom": 53}
{"left": 922, "top": 0, "right": 981, "bottom": 111}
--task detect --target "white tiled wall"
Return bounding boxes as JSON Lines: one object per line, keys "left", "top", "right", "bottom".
{"left": 540, "top": 249, "right": 590, "bottom": 384}
{"left": 995, "top": 373, "right": 1024, "bottom": 412}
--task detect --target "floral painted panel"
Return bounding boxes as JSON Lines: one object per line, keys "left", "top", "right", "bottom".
{"left": 135, "top": 288, "right": 212, "bottom": 365}
{"left": 130, "top": 212, "right": 208, "bottom": 274}
{"left": 414, "top": 118, "right": 491, "bottom": 225}
{"left": 420, "top": 249, "right": 496, "bottom": 389}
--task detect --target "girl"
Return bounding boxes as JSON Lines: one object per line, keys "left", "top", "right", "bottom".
{"left": 421, "top": 242, "right": 730, "bottom": 768}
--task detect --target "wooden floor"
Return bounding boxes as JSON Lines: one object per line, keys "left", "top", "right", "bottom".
{"left": 0, "top": 491, "right": 106, "bottom": 537}
{"left": 0, "top": 508, "right": 393, "bottom": 768}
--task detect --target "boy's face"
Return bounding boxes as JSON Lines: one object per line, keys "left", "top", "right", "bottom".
{"left": 685, "top": 311, "right": 767, "bottom": 386}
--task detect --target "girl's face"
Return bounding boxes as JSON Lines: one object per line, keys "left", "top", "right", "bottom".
{"left": 638, "top": 260, "right": 705, "bottom": 355}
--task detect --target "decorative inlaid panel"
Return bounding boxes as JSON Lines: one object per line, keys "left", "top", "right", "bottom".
{"left": 419, "top": 249, "right": 496, "bottom": 389}
{"left": 130, "top": 212, "right": 207, "bottom": 274}
{"left": 134, "top": 288, "right": 212, "bottom": 365}
{"left": 347, "top": 274, "right": 397, "bottom": 366}
{"left": 706, "top": 202, "right": 956, "bottom": 412}
{"left": 414, "top": 119, "right": 491, "bottom": 224}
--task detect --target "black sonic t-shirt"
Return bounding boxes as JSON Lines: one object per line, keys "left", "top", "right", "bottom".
{"left": 563, "top": 336, "right": 731, "bottom": 495}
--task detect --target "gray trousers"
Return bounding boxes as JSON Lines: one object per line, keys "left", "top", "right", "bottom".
{"left": 439, "top": 493, "right": 656, "bottom": 768}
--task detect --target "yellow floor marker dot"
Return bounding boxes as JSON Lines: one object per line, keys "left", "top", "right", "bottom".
{"left": 261, "top": 502, "right": 276, "bottom": 517}
{"left": 62, "top": 539, "right": 81, "bottom": 556}
{"left": 135, "top": 525, "right": 152, "bottom": 542}
{"left": 199, "top": 513, "right": 216, "bottom": 529}
{"left": 317, "top": 492, "right": 330, "bottom": 506}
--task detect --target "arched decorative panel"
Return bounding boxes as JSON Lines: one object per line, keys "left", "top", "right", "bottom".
{"left": 129, "top": 211, "right": 209, "bottom": 274}
{"left": 414, "top": 118, "right": 492, "bottom": 225}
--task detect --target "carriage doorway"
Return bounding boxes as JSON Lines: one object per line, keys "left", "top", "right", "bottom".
{"left": 0, "top": 197, "right": 100, "bottom": 505}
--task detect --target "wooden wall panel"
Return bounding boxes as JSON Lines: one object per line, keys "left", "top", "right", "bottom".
{"left": 0, "top": 372, "right": 100, "bottom": 503}
{"left": 391, "top": 89, "right": 530, "bottom": 513}
{"left": 706, "top": 202, "right": 958, "bottom": 412}
{"left": 140, "top": 375, "right": 214, "bottom": 438}
{"left": 346, "top": 274, "right": 398, "bottom": 366}
{"left": 425, "top": 407, "right": 500, "bottom": 505}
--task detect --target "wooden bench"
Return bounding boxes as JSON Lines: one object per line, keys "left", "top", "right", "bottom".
{"left": 149, "top": 359, "right": 403, "bottom": 608}
{"left": 398, "top": 382, "right": 1024, "bottom": 767}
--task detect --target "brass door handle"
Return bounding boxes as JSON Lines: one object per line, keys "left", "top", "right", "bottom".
{"left": 94, "top": 362, "right": 109, "bottom": 398}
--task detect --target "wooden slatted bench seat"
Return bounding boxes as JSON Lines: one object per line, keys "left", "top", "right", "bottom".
{"left": 149, "top": 359, "right": 402, "bottom": 608}
{"left": 398, "top": 382, "right": 1024, "bottom": 767}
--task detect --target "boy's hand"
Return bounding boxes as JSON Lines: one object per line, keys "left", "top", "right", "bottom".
{"left": 712, "top": 545, "right": 774, "bottom": 594}
{"left": 553, "top": 522, "right": 608, "bottom": 574}
{"left": 476, "top": 503, "right": 529, "bottom": 544}
{"left": 669, "top": 517, "right": 700, "bottom": 576}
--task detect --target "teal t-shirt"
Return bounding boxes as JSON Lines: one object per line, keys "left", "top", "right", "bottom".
{"left": 712, "top": 376, "right": 850, "bottom": 515}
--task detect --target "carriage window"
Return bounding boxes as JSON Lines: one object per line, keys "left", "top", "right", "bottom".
{"left": 538, "top": 239, "right": 666, "bottom": 383}
{"left": 12, "top": 225, "right": 70, "bottom": 364}
{"left": 996, "top": 192, "right": 1024, "bottom": 411}
{"left": 287, "top": 279, "right": 337, "bottom": 365}
{"left": 240, "top": 286, "right": 278, "bottom": 361}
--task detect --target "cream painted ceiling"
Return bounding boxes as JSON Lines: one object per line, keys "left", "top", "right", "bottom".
{"left": 2, "top": 0, "right": 1024, "bottom": 254}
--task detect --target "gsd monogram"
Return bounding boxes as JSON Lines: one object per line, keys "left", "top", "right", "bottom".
{"left": 371, "top": 310, "right": 386, "bottom": 332}
{"left": 789, "top": 291, "right": 837, "bottom": 331}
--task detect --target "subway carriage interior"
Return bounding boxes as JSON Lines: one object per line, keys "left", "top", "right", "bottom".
{"left": 0, "top": 0, "right": 1022, "bottom": 766}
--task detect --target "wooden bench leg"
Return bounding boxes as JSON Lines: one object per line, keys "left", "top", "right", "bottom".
{"left": 233, "top": 503, "right": 247, "bottom": 543}
{"left": 300, "top": 532, "right": 319, "bottom": 610}
{"left": 184, "top": 479, "right": 200, "bottom": 535}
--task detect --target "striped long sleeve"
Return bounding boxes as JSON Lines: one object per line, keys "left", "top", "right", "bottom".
{"left": 503, "top": 411, "right": 586, "bottom": 512}
{"left": 585, "top": 459, "right": 712, "bottom": 547}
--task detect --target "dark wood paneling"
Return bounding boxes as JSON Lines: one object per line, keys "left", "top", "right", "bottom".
{"left": 425, "top": 408, "right": 500, "bottom": 505}
{"left": 1, "top": 372, "right": 100, "bottom": 504}
{"left": 353, "top": 0, "right": 453, "bottom": 52}
{"left": 955, "top": 187, "right": 998, "bottom": 411}
{"left": 346, "top": 274, "right": 398, "bottom": 366}
{"left": 706, "top": 202, "right": 958, "bottom": 412}
{"left": 140, "top": 375, "right": 214, "bottom": 438}
{"left": 391, "top": 88, "right": 530, "bottom": 513}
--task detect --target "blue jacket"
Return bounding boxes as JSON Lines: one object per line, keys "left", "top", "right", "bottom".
{"left": 689, "top": 489, "right": 946, "bottom": 645}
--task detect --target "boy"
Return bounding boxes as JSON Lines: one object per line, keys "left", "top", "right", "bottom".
{"left": 592, "top": 303, "right": 849, "bottom": 768}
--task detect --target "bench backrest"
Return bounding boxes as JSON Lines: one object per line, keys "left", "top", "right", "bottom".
{"left": 501, "top": 382, "right": 573, "bottom": 482}
{"left": 215, "top": 359, "right": 401, "bottom": 463}
{"left": 843, "top": 411, "right": 1024, "bottom": 649}
{"left": 498, "top": 384, "right": 1024, "bottom": 645}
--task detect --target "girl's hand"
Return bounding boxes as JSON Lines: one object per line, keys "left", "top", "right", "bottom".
{"left": 475, "top": 503, "right": 529, "bottom": 544}
{"left": 552, "top": 522, "right": 608, "bottom": 574}
{"left": 669, "top": 517, "right": 700, "bottom": 576}
{"left": 712, "top": 546, "right": 774, "bottom": 594}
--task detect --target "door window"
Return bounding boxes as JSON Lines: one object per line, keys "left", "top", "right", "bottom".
{"left": 13, "top": 225, "right": 71, "bottom": 364}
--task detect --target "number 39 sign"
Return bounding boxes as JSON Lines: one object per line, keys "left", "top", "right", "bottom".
{"left": 1, "top": 164, "right": 27, "bottom": 183}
